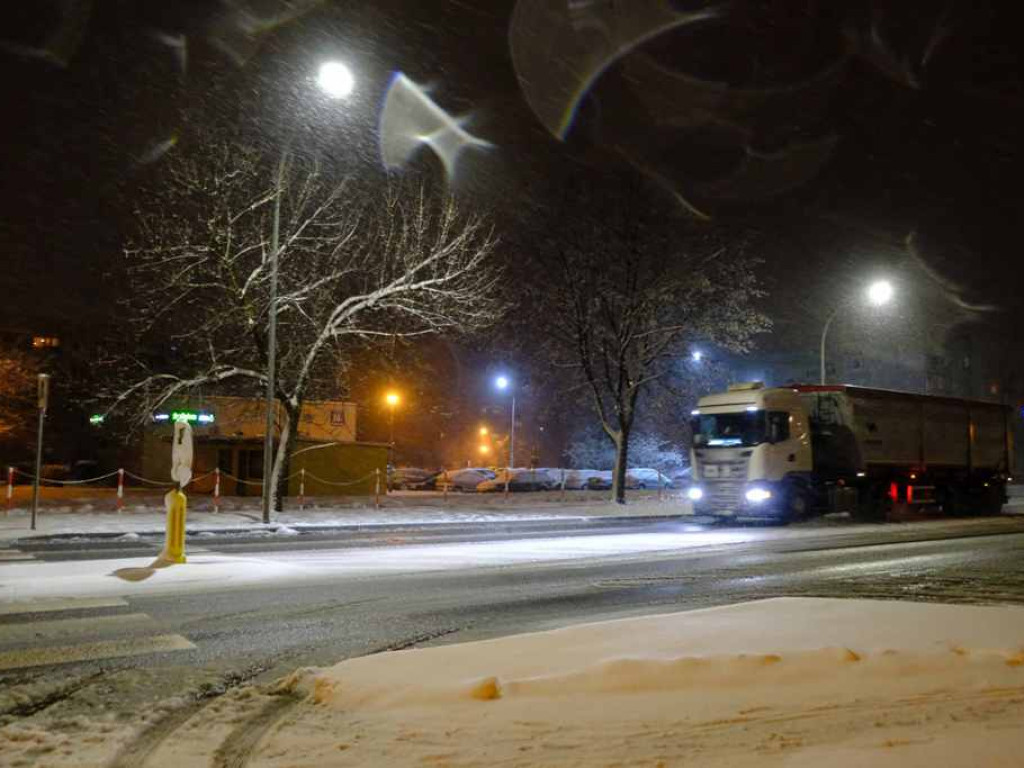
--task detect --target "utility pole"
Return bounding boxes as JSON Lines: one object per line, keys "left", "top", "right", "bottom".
{"left": 31, "top": 373, "right": 50, "bottom": 531}
{"left": 261, "top": 152, "right": 287, "bottom": 525}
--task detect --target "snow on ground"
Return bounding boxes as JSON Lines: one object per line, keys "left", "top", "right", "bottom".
{"left": 3, "top": 485, "right": 1023, "bottom": 543}
{"left": 0, "top": 529, "right": 758, "bottom": 603}
{"left": 0, "top": 489, "right": 692, "bottom": 542}
{"left": 103, "top": 597, "right": 1024, "bottom": 767}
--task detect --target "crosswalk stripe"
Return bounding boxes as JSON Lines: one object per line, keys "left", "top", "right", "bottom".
{"left": 0, "top": 597, "right": 129, "bottom": 617}
{"left": 0, "top": 634, "right": 195, "bottom": 671}
{"left": 0, "top": 613, "right": 155, "bottom": 645}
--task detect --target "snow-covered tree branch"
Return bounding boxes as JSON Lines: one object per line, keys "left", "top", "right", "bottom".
{"left": 104, "top": 140, "right": 502, "bottom": 510}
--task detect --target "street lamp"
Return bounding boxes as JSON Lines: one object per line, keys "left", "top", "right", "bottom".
{"left": 384, "top": 391, "right": 400, "bottom": 447}
{"left": 479, "top": 426, "right": 488, "bottom": 437}
{"left": 262, "top": 60, "right": 357, "bottom": 524}
{"left": 494, "top": 375, "right": 516, "bottom": 496}
{"left": 820, "top": 279, "right": 895, "bottom": 385}
{"left": 317, "top": 61, "right": 355, "bottom": 99}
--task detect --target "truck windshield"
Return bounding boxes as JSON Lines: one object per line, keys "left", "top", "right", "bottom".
{"left": 691, "top": 411, "right": 766, "bottom": 447}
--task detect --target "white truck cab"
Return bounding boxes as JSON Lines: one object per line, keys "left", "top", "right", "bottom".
{"left": 688, "top": 382, "right": 812, "bottom": 521}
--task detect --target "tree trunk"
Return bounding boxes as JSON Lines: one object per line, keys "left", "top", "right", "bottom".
{"left": 270, "top": 402, "right": 300, "bottom": 513}
{"left": 611, "top": 429, "right": 631, "bottom": 505}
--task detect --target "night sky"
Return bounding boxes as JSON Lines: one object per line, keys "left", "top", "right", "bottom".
{"left": 2, "top": 0, "right": 1021, "bottom": 353}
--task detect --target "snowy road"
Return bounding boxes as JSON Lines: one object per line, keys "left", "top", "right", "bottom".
{"left": 3, "top": 514, "right": 1024, "bottom": 763}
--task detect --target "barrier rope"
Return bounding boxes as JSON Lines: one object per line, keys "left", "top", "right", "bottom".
{"left": 12, "top": 468, "right": 120, "bottom": 486}
{"left": 122, "top": 470, "right": 177, "bottom": 488}
{"left": 217, "top": 471, "right": 265, "bottom": 487}
{"left": 303, "top": 470, "right": 376, "bottom": 488}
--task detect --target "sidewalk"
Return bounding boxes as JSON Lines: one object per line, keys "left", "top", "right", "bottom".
{"left": 0, "top": 488, "right": 691, "bottom": 543}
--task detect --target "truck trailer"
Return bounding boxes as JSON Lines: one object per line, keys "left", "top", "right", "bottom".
{"left": 687, "top": 382, "right": 1013, "bottom": 523}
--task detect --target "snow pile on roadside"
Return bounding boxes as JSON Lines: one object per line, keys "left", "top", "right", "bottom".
{"left": 236, "top": 598, "right": 1024, "bottom": 766}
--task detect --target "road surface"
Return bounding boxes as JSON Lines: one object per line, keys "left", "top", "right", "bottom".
{"left": 2, "top": 514, "right": 1024, "bottom": 759}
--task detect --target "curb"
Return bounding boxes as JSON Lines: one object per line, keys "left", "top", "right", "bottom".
{"left": 6, "top": 514, "right": 692, "bottom": 545}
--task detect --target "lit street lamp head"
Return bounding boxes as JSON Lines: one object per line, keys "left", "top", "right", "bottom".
{"left": 318, "top": 61, "right": 355, "bottom": 99}
{"left": 495, "top": 375, "right": 509, "bottom": 391}
{"left": 867, "top": 280, "right": 894, "bottom": 306}
{"left": 385, "top": 391, "right": 400, "bottom": 407}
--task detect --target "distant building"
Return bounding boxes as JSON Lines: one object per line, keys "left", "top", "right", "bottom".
{"left": 141, "top": 396, "right": 386, "bottom": 496}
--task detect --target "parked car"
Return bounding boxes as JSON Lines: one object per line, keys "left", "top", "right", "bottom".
{"left": 668, "top": 466, "right": 692, "bottom": 487}
{"left": 560, "top": 469, "right": 604, "bottom": 490}
{"left": 585, "top": 471, "right": 614, "bottom": 490}
{"left": 585, "top": 469, "right": 671, "bottom": 490}
{"left": 534, "top": 468, "right": 566, "bottom": 490}
{"left": 477, "top": 468, "right": 555, "bottom": 492}
{"left": 390, "top": 467, "right": 437, "bottom": 490}
{"left": 626, "top": 468, "right": 673, "bottom": 490}
{"left": 436, "top": 468, "right": 497, "bottom": 492}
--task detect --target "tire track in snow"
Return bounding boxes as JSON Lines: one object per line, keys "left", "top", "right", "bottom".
{"left": 211, "top": 692, "right": 303, "bottom": 768}
{"left": 107, "top": 666, "right": 272, "bottom": 768}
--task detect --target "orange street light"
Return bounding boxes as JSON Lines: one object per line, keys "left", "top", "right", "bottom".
{"left": 478, "top": 444, "right": 490, "bottom": 455}
{"left": 479, "top": 426, "right": 489, "bottom": 436}
{"left": 384, "top": 391, "right": 400, "bottom": 448}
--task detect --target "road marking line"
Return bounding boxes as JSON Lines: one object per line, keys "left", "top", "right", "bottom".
{"left": 0, "top": 613, "right": 156, "bottom": 645}
{"left": 0, "top": 597, "right": 129, "bottom": 617}
{"left": 0, "top": 551, "right": 35, "bottom": 561}
{"left": 0, "top": 634, "right": 195, "bottom": 672}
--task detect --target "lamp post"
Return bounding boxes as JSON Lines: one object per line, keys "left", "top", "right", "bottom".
{"left": 385, "top": 391, "right": 400, "bottom": 448}
{"left": 30, "top": 374, "right": 50, "bottom": 531}
{"left": 494, "top": 375, "right": 515, "bottom": 495}
{"left": 820, "top": 279, "right": 894, "bottom": 385}
{"left": 261, "top": 61, "right": 356, "bottom": 524}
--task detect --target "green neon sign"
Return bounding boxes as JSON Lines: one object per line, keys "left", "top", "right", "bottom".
{"left": 169, "top": 410, "right": 215, "bottom": 424}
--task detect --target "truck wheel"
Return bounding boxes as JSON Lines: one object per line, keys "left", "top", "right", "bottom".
{"left": 978, "top": 484, "right": 1005, "bottom": 516}
{"left": 941, "top": 485, "right": 970, "bottom": 517}
{"left": 771, "top": 486, "right": 809, "bottom": 525}
{"left": 785, "top": 487, "right": 809, "bottom": 522}
{"left": 854, "top": 484, "right": 890, "bottom": 523}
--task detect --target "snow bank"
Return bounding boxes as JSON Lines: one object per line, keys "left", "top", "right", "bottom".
{"left": 239, "top": 598, "right": 1024, "bottom": 767}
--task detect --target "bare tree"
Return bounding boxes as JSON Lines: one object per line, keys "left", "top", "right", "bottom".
{"left": 538, "top": 181, "right": 770, "bottom": 503}
{"left": 0, "top": 344, "right": 36, "bottom": 441}
{"left": 105, "top": 140, "right": 501, "bottom": 510}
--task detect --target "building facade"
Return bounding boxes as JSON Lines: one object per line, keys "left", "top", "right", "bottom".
{"left": 141, "top": 396, "right": 385, "bottom": 496}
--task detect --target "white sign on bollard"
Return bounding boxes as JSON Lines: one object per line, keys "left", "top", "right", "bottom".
{"left": 170, "top": 418, "right": 194, "bottom": 488}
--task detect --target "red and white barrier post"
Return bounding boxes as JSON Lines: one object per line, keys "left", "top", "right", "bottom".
{"left": 299, "top": 468, "right": 306, "bottom": 512}
{"left": 213, "top": 467, "right": 221, "bottom": 514}
{"left": 5, "top": 467, "right": 12, "bottom": 515}
{"left": 116, "top": 468, "right": 125, "bottom": 513}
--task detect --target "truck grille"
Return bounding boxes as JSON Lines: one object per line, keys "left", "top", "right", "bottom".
{"left": 705, "top": 481, "right": 744, "bottom": 508}
{"left": 697, "top": 454, "right": 750, "bottom": 510}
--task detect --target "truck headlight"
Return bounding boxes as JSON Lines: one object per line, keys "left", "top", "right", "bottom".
{"left": 745, "top": 487, "right": 772, "bottom": 503}
{"left": 687, "top": 486, "right": 704, "bottom": 501}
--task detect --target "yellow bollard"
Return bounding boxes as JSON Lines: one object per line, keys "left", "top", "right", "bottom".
{"left": 163, "top": 489, "right": 187, "bottom": 564}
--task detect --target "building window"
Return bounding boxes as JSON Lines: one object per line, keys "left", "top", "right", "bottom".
{"left": 217, "top": 449, "right": 233, "bottom": 474}
{"left": 330, "top": 411, "right": 345, "bottom": 426}
{"left": 32, "top": 336, "right": 60, "bottom": 349}
{"left": 245, "top": 450, "right": 264, "bottom": 479}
